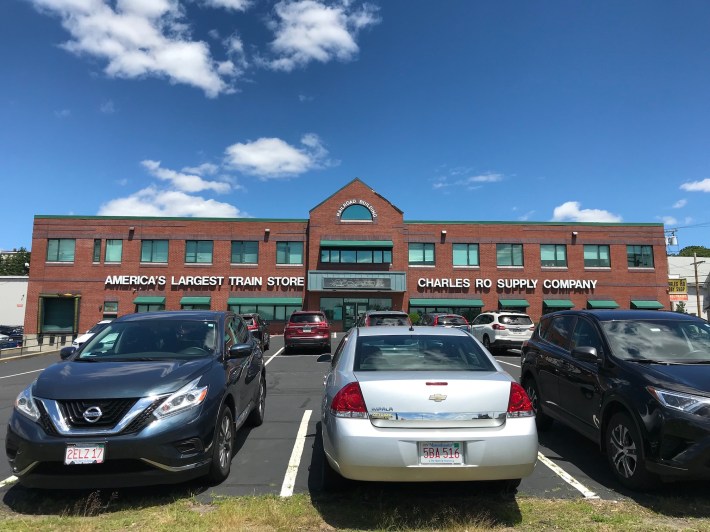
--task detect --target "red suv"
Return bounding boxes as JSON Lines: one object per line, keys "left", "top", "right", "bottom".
{"left": 284, "top": 311, "right": 331, "bottom": 352}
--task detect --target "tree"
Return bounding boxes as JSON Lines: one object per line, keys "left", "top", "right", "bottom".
{"left": 674, "top": 301, "right": 687, "bottom": 314}
{"left": 678, "top": 246, "right": 710, "bottom": 258}
{"left": 0, "top": 248, "right": 31, "bottom": 276}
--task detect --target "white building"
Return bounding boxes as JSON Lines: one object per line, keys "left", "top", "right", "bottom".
{"left": 0, "top": 276, "right": 28, "bottom": 326}
{"left": 667, "top": 256, "right": 710, "bottom": 321}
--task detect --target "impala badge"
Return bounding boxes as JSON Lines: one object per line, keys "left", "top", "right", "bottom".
{"left": 428, "top": 394, "right": 447, "bottom": 402}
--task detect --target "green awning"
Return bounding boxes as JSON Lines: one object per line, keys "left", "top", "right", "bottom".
{"left": 587, "top": 300, "right": 619, "bottom": 309}
{"left": 631, "top": 300, "right": 665, "bottom": 310}
{"left": 180, "top": 296, "right": 211, "bottom": 305}
{"left": 543, "top": 299, "right": 575, "bottom": 309}
{"left": 409, "top": 298, "right": 484, "bottom": 307}
{"left": 133, "top": 296, "right": 166, "bottom": 304}
{"left": 499, "top": 299, "right": 530, "bottom": 308}
{"left": 320, "top": 240, "right": 393, "bottom": 248}
{"left": 227, "top": 297, "right": 303, "bottom": 305}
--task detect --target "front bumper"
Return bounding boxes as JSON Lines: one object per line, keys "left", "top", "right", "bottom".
{"left": 5, "top": 406, "right": 216, "bottom": 489}
{"left": 644, "top": 412, "right": 710, "bottom": 481}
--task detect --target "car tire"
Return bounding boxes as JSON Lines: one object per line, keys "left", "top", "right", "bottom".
{"left": 493, "top": 478, "right": 521, "bottom": 494}
{"left": 523, "top": 377, "right": 552, "bottom": 430}
{"left": 246, "top": 374, "right": 266, "bottom": 427}
{"left": 207, "top": 404, "right": 234, "bottom": 484}
{"left": 605, "top": 411, "right": 660, "bottom": 491}
{"left": 264, "top": 336, "right": 270, "bottom": 351}
{"left": 482, "top": 335, "right": 495, "bottom": 353}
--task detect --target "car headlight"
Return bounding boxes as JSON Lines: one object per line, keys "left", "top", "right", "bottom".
{"left": 154, "top": 377, "right": 209, "bottom": 419}
{"left": 647, "top": 387, "right": 710, "bottom": 416}
{"left": 15, "top": 384, "right": 40, "bottom": 422}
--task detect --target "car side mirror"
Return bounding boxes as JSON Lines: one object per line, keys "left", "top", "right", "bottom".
{"left": 60, "top": 346, "right": 76, "bottom": 360}
{"left": 572, "top": 346, "right": 599, "bottom": 363}
{"left": 228, "top": 343, "right": 252, "bottom": 359}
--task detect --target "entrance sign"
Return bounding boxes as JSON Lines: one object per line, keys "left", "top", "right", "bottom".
{"left": 324, "top": 277, "right": 391, "bottom": 290}
{"left": 336, "top": 199, "right": 378, "bottom": 219}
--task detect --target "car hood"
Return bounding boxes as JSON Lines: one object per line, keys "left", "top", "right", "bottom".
{"left": 634, "top": 362, "right": 710, "bottom": 396}
{"left": 33, "top": 358, "right": 215, "bottom": 400}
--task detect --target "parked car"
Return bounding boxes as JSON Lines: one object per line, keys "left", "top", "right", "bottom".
{"left": 239, "top": 313, "right": 270, "bottom": 351}
{"left": 356, "top": 310, "right": 412, "bottom": 327}
{"left": 72, "top": 319, "right": 114, "bottom": 348}
{"left": 0, "top": 325, "right": 23, "bottom": 346}
{"left": 470, "top": 311, "right": 535, "bottom": 353}
{"left": 419, "top": 313, "right": 470, "bottom": 332}
{"left": 284, "top": 311, "right": 331, "bottom": 352}
{"left": 521, "top": 309, "right": 710, "bottom": 490}
{"left": 0, "top": 339, "right": 21, "bottom": 350}
{"left": 6, "top": 310, "right": 266, "bottom": 489}
{"left": 321, "top": 326, "right": 538, "bottom": 490}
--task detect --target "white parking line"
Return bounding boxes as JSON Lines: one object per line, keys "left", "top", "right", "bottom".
{"left": 0, "top": 369, "right": 43, "bottom": 380}
{"left": 280, "top": 409, "right": 312, "bottom": 497}
{"left": 0, "top": 476, "right": 17, "bottom": 489}
{"left": 497, "top": 360, "right": 521, "bottom": 369}
{"left": 537, "top": 452, "right": 599, "bottom": 499}
{"left": 265, "top": 347, "right": 284, "bottom": 366}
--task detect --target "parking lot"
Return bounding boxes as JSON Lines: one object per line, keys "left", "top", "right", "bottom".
{"left": 2, "top": 334, "right": 710, "bottom": 511}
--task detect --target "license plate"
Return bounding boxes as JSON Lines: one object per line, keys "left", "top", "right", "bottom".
{"left": 302, "top": 327, "right": 311, "bottom": 333}
{"left": 419, "top": 442, "right": 463, "bottom": 465}
{"left": 511, "top": 328, "right": 523, "bottom": 334}
{"left": 64, "top": 443, "right": 105, "bottom": 465}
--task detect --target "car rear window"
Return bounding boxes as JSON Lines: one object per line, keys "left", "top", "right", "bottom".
{"left": 367, "top": 314, "right": 410, "bottom": 326}
{"left": 242, "top": 317, "right": 255, "bottom": 325}
{"left": 354, "top": 335, "right": 495, "bottom": 372}
{"left": 290, "top": 313, "right": 324, "bottom": 324}
{"left": 499, "top": 315, "right": 533, "bottom": 326}
{"left": 437, "top": 315, "right": 467, "bottom": 326}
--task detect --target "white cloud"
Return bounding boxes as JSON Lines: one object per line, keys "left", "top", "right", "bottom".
{"left": 672, "top": 199, "right": 687, "bottom": 208}
{"left": 680, "top": 178, "right": 710, "bottom": 192}
{"left": 265, "top": 0, "right": 380, "bottom": 71}
{"left": 463, "top": 173, "right": 503, "bottom": 184}
{"left": 54, "top": 108, "right": 71, "bottom": 118}
{"left": 551, "top": 201, "right": 623, "bottom": 223}
{"left": 224, "top": 134, "right": 333, "bottom": 178}
{"left": 98, "top": 186, "right": 244, "bottom": 217}
{"left": 141, "top": 160, "right": 231, "bottom": 193}
{"left": 432, "top": 171, "right": 504, "bottom": 190}
{"left": 658, "top": 216, "right": 678, "bottom": 226}
{"left": 517, "top": 210, "right": 535, "bottom": 221}
{"left": 202, "top": 0, "right": 251, "bottom": 11}
{"left": 28, "top": 0, "right": 235, "bottom": 97}
{"left": 181, "top": 162, "right": 219, "bottom": 176}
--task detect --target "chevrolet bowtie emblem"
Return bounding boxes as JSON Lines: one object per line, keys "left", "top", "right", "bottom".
{"left": 428, "top": 394, "right": 447, "bottom": 402}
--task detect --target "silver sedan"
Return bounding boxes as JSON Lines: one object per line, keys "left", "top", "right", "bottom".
{"left": 321, "top": 326, "right": 538, "bottom": 489}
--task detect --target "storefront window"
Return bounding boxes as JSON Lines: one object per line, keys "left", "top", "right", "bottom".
{"left": 40, "top": 296, "right": 76, "bottom": 333}
{"left": 103, "top": 301, "right": 118, "bottom": 318}
{"left": 136, "top": 304, "right": 165, "bottom": 313}
{"left": 141, "top": 240, "right": 169, "bottom": 263}
{"left": 46, "top": 239, "right": 75, "bottom": 262}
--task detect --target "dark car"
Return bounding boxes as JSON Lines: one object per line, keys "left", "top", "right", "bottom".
{"left": 0, "top": 339, "right": 21, "bottom": 350}
{"left": 5, "top": 311, "right": 266, "bottom": 489}
{"left": 420, "top": 313, "right": 470, "bottom": 332}
{"left": 356, "top": 310, "right": 412, "bottom": 327}
{"left": 283, "top": 310, "right": 331, "bottom": 352}
{"left": 521, "top": 309, "right": 710, "bottom": 490}
{"left": 0, "top": 325, "right": 23, "bottom": 346}
{"left": 239, "top": 313, "right": 270, "bottom": 351}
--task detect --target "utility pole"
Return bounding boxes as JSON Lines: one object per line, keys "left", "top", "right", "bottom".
{"left": 692, "top": 253, "right": 706, "bottom": 318}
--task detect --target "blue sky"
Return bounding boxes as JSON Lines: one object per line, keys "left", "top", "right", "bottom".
{"left": 2, "top": 0, "right": 710, "bottom": 252}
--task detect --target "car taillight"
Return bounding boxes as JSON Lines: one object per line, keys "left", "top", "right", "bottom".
{"left": 492, "top": 324, "right": 506, "bottom": 330}
{"left": 330, "top": 382, "right": 368, "bottom": 418}
{"left": 507, "top": 382, "right": 534, "bottom": 418}
{"left": 528, "top": 326, "right": 535, "bottom": 331}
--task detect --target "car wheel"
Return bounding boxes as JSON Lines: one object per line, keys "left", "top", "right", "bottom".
{"left": 482, "top": 335, "right": 494, "bottom": 353}
{"left": 207, "top": 404, "right": 234, "bottom": 484}
{"left": 264, "top": 336, "right": 270, "bottom": 351}
{"left": 605, "top": 411, "right": 660, "bottom": 490}
{"left": 246, "top": 375, "right": 266, "bottom": 427}
{"left": 492, "top": 478, "right": 521, "bottom": 494}
{"left": 523, "top": 377, "right": 552, "bottom": 430}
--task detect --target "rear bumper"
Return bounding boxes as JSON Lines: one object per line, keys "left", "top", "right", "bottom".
{"left": 285, "top": 335, "right": 330, "bottom": 348}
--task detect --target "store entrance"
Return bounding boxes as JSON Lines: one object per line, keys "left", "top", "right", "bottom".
{"left": 343, "top": 300, "right": 368, "bottom": 329}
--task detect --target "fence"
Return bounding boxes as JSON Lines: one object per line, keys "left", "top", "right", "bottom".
{"left": 0, "top": 334, "right": 73, "bottom": 358}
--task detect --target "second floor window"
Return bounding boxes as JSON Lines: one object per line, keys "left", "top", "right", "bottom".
{"left": 584, "top": 245, "right": 611, "bottom": 268}
{"left": 453, "top": 243, "right": 479, "bottom": 266}
{"left": 409, "top": 243, "right": 435, "bottom": 265}
{"left": 231, "top": 241, "right": 259, "bottom": 264}
{"left": 497, "top": 243, "right": 523, "bottom": 266}
{"left": 541, "top": 244, "right": 567, "bottom": 267}
{"left": 141, "top": 240, "right": 169, "bottom": 263}
{"left": 93, "top": 239, "right": 101, "bottom": 262}
{"left": 186, "top": 240, "right": 213, "bottom": 263}
{"left": 105, "top": 239, "right": 123, "bottom": 263}
{"left": 627, "top": 245, "right": 654, "bottom": 268}
{"left": 321, "top": 248, "right": 392, "bottom": 264}
{"left": 46, "top": 239, "right": 75, "bottom": 262}
{"left": 277, "top": 242, "right": 304, "bottom": 265}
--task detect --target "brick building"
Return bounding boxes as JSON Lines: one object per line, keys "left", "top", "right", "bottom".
{"left": 25, "top": 178, "right": 670, "bottom": 339}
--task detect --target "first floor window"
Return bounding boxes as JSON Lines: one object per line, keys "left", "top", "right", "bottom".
{"left": 46, "top": 239, "right": 75, "bottom": 262}
{"left": 103, "top": 301, "right": 118, "bottom": 318}
{"left": 627, "top": 245, "right": 654, "bottom": 268}
{"left": 541, "top": 244, "right": 567, "bottom": 267}
{"left": 453, "top": 244, "right": 479, "bottom": 266}
{"left": 105, "top": 239, "right": 123, "bottom": 263}
{"left": 409, "top": 243, "right": 435, "bottom": 265}
{"left": 141, "top": 240, "right": 169, "bottom": 263}
{"left": 186, "top": 240, "right": 213, "bottom": 263}
{"left": 497, "top": 243, "right": 523, "bottom": 266}
{"left": 231, "top": 241, "right": 259, "bottom": 264}
{"left": 584, "top": 245, "right": 611, "bottom": 267}
{"left": 276, "top": 242, "right": 304, "bottom": 264}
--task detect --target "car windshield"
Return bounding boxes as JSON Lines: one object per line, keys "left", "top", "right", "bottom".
{"left": 87, "top": 321, "right": 111, "bottom": 334}
{"left": 78, "top": 319, "right": 219, "bottom": 360}
{"left": 499, "top": 315, "right": 533, "bottom": 326}
{"left": 354, "top": 334, "right": 495, "bottom": 371}
{"left": 438, "top": 315, "right": 467, "bottom": 326}
{"left": 290, "top": 314, "right": 323, "bottom": 324}
{"left": 601, "top": 319, "right": 710, "bottom": 362}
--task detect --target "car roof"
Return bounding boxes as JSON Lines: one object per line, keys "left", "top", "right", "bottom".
{"left": 115, "top": 311, "right": 232, "bottom": 323}
{"left": 365, "top": 310, "right": 408, "bottom": 315}
{"left": 291, "top": 310, "right": 324, "bottom": 315}
{"left": 355, "top": 326, "right": 468, "bottom": 337}
{"left": 542, "top": 309, "right": 704, "bottom": 322}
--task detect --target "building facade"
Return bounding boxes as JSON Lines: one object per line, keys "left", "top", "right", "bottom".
{"left": 25, "top": 179, "right": 671, "bottom": 339}
{"left": 667, "top": 256, "right": 710, "bottom": 321}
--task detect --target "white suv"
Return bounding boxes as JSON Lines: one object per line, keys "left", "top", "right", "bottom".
{"left": 470, "top": 311, "right": 534, "bottom": 353}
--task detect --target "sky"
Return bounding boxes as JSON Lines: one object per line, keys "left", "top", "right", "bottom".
{"left": 2, "top": 0, "right": 710, "bottom": 253}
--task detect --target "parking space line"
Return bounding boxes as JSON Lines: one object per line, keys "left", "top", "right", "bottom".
{"left": 496, "top": 360, "right": 520, "bottom": 369}
{"left": 265, "top": 347, "right": 284, "bottom": 366}
{"left": 280, "top": 409, "right": 312, "bottom": 497}
{"left": 0, "top": 476, "right": 17, "bottom": 489}
{"left": 0, "top": 369, "right": 43, "bottom": 380}
{"left": 537, "top": 452, "right": 599, "bottom": 499}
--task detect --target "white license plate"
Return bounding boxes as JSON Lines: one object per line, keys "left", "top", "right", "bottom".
{"left": 419, "top": 442, "right": 463, "bottom": 465}
{"left": 302, "top": 327, "right": 311, "bottom": 333}
{"left": 64, "top": 443, "right": 105, "bottom": 465}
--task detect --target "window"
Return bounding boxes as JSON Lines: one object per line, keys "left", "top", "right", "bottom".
{"left": 321, "top": 248, "right": 392, "bottom": 264}
{"left": 571, "top": 318, "right": 604, "bottom": 355}
{"left": 627, "top": 245, "right": 654, "bottom": 268}
{"left": 105, "top": 239, "right": 123, "bottom": 263}
{"left": 541, "top": 244, "right": 567, "bottom": 267}
{"left": 93, "top": 239, "right": 101, "bottom": 262}
{"left": 496, "top": 244, "right": 523, "bottom": 266}
{"left": 341, "top": 204, "right": 373, "bottom": 221}
{"left": 185, "top": 240, "right": 213, "bottom": 263}
{"left": 409, "top": 243, "right": 435, "bottom": 265}
{"left": 276, "top": 242, "right": 303, "bottom": 265}
{"left": 141, "top": 240, "right": 169, "bottom": 263}
{"left": 542, "top": 315, "right": 576, "bottom": 350}
{"left": 103, "top": 301, "right": 118, "bottom": 318}
{"left": 136, "top": 303, "right": 164, "bottom": 313}
{"left": 46, "top": 239, "right": 75, "bottom": 262}
{"left": 453, "top": 244, "right": 479, "bottom": 266}
{"left": 584, "top": 245, "right": 611, "bottom": 268}
{"left": 231, "top": 241, "right": 258, "bottom": 264}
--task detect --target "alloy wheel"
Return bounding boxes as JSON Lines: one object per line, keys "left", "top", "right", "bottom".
{"left": 609, "top": 422, "right": 637, "bottom": 479}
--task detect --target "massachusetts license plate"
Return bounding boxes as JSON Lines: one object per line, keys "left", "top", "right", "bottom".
{"left": 419, "top": 442, "right": 463, "bottom": 465}
{"left": 64, "top": 443, "right": 105, "bottom": 465}
{"left": 302, "top": 327, "right": 311, "bottom": 333}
